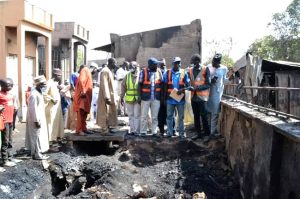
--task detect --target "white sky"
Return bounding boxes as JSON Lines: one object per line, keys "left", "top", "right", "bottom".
{"left": 28, "top": 0, "right": 293, "bottom": 62}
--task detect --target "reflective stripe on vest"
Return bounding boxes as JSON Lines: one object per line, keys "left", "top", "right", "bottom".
{"left": 189, "top": 67, "right": 209, "bottom": 101}
{"left": 167, "top": 69, "right": 185, "bottom": 94}
{"left": 125, "top": 72, "right": 138, "bottom": 102}
{"left": 142, "top": 68, "right": 161, "bottom": 93}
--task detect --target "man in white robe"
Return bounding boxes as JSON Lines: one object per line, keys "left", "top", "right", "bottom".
{"left": 115, "top": 61, "right": 129, "bottom": 116}
{"left": 25, "top": 75, "right": 49, "bottom": 160}
{"left": 207, "top": 54, "right": 230, "bottom": 136}
{"left": 91, "top": 80, "right": 99, "bottom": 123}
{"left": 44, "top": 68, "right": 64, "bottom": 141}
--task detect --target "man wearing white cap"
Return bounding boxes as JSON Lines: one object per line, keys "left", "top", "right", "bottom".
{"left": 207, "top": 53, "right": 230, "bottom": 136}
{"left": 164, "top": 57, "right": 190, "bottom": 138}
{"left": 25, "top": 75, "right": 49, "bottom": 160}
{"left": 44, "top": 68, "right": 64, "bottom": 141}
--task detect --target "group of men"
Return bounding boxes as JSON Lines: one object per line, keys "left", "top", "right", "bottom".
{"left": 0, "top": 52, "right": 229, "bottom": 167}
{"left": 118, "top": 53, "right": 229, "bottom": 139}
{"left": 78, "top": 53, "right": 230, "bottom": 140}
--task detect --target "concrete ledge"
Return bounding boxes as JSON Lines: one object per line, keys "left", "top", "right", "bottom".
{"left": 220, "top": 99, "right": 300, "bottom": 199}
{"left": 222, "top": 100, "right": 300, "bottom": 142}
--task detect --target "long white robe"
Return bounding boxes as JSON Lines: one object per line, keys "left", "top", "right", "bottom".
{"left": 25, "top": 89, "right": 49, "bottom": 155}
{"left": 44, "top": 79, "right": 64, "bottom": 141}
{"left": 207, "top": 64, "right": 229, "bottom": 114}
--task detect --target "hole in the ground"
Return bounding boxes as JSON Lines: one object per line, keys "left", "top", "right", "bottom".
{"left": 48, "top": 140, "right": 120, "bottom": 197}
{"left": 73, "top": 141, "right": 120, "bottom": 156}
{"left": 45, "top": 138, "right": 241, "bottom": 198}
{"left": 49, "top": 165, "right": 68, "bottom": 196}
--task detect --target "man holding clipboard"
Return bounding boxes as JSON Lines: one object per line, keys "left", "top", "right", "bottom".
{"left": 164, "top": 57, "right": 190, "bottom": 138}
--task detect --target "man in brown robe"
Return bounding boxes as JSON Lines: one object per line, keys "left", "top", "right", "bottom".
{"left": 96, "top": 58, "right": 118, "bottom": 133}
{"left": 73, "top": 65, "right": 93, "bottom": 135}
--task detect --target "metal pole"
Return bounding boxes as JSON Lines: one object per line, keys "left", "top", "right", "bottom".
{"left": 222, "top": 94, "right": 300, "bottom": 120}
{"left": 242, "top": 86, "right": 300, "bottom": 91}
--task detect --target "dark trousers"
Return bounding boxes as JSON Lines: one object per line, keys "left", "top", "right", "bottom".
{"left": 158, "top": 103, "right": 175, "bottom": 135}
{"left": 158, "top": 103, "right": 167, "bottom": 134}
{"left": 191, "top": 100, "right": 210, "bottom": 135}
{"left": 1, "top": 123, "right": 13, "bottom": 162}
{"left": 12, "top": 110, "right": 17, "bottom": 130}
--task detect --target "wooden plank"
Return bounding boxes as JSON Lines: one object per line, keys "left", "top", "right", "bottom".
{"left": 275, "top": 73, "right": 289, "bottom": 113}
{"left": 64, "top": 131, "right": 126, "bottom": 142}
{"left": 289, "top": 74, "right": 300, "bottom": 117}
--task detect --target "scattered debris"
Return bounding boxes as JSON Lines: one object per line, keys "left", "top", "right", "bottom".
{"left": 0, "top": 126, "right": 241, "bottom": 199}
{"left": 41, "top": 159, "right": 49, "bottom": 170}
{"left": 193, "top": 192, "right": 207, "bottom": 199}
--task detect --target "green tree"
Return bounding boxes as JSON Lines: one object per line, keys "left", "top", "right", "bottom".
{"left": 76, "top": 46, "right": 85, "bottom": 71}
{"left": 249, "top": 0, "right": 300, "bottom": 62}
{"left": 203, "top": 37, "right": 235, "bottom": 67}
{"left": 204, "top": 54, "right": 234, "bottom": 67}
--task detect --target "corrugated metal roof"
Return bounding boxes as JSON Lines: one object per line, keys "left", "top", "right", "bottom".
{"left": 266, "top": 60, "right": 300, "bottom": 68}
{"left": 262, "top": 59, "right": 300, "bottom": 72}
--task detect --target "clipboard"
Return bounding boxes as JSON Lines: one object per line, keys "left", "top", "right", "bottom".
{"left": 169, "top": 88, "right": 184, "bottom": 102}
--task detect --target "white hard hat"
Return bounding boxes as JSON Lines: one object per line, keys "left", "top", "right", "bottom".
{"left": 172, "top": 57, "right": 181, "bottom": 63}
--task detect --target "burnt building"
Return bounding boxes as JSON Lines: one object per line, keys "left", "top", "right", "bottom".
{"left": 232, "top": 54, "right": 300, "bottom": 116}
{"left": 93, "top": 19, "right": 202, "bottom": 68}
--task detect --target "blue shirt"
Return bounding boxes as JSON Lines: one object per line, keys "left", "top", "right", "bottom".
{"left": 139, "top": 68, "right": 163, "bottom": 100}
{"left": 70, "top": 72, "right": 79, "bottom": 88}
{"left": 163, "top": 68, "right": 190, "bottom": 105}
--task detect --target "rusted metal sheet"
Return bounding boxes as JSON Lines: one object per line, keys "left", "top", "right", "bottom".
{"left": 289, "top": 74, "right": 300, "bottom": 117}
{"left": 275, "top": 73, "right": 290, "bottom": 114}
{"left": 275, "top": 72, "right": 300, "bottom": 117}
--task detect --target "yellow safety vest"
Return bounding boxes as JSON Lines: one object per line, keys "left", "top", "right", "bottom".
{"left": 125, "top": 72, "right": 139, "bottom": 102}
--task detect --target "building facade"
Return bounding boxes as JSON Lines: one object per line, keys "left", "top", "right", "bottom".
{"left": 0, "top": 0, "right": 53, "bottom": 120}
{"left": 52, "top": 22, "right": 89, "bottom": 82}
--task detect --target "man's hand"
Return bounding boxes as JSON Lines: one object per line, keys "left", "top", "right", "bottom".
{"left": 105, "top": 98, "right": 112, "bottom": 105}
{"left": 120, "top": 98, "right": 125, "bottom": 106}
{"left": 177, "top": 89, "right": 184, "bottom": 95}
{"left": 187, "top": 86, "right": 195, "bottom": 91}
{"left": 211, "top": 76, "right": 218, "bottom": 84}
{"left": 80, "top": 92, "right": 87, "bottom": 98}
{"left": 35, "top": 122, "right": 41, "bottom": 129}
{"left": 51, "top": 99, "right": 58, "bottom": 104}
{"left": 0, "top": 105, "right": 5, "bottom": 112}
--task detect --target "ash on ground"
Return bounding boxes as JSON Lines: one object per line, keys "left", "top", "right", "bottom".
{"left": 0, "top": 126, "right": 241, "bottom": 199}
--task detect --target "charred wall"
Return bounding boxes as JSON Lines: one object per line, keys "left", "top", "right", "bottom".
{"left": 219, "top": 100, "right": 300, "bottom": 199}
{"left": 110, "top": 19, "right": 202, "bottom": 68}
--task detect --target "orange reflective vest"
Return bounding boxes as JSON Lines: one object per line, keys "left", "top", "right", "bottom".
{"left": 167, "top": 69, "right": 185, "bottom": 98}
{"left": 189, "top": 66, "right": 209, "bottom": 101}
{"left": 141, "top": 68, "right": 162, "bottom": 100}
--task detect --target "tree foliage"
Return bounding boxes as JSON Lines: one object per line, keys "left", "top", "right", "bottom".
{"left": 204, "top": 54, "right": 234, "bottom": 67}
{"left": 249, "top": 0, "right": 300, "bottom": 62}
{"left": 203, "top": 37, "right": 235, "bottom": 67}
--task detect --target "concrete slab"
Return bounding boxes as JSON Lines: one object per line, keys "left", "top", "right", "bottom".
{"left": 64, "top": 130, "right": 126, "bottom": 142}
